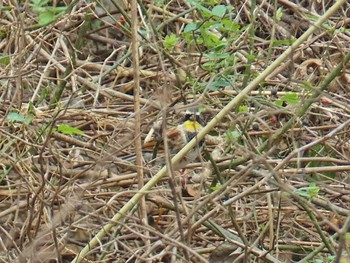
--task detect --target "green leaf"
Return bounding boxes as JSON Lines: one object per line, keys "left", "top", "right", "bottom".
{"left": 32, "top": 0, "right": 47, "bottom": 12}
{"left": 184, "top": 23, "right": 198, "bottom": 33}
{"left": 246, "top": 54, "right": 256, "bottom": 60}
{"left": 163, "top": 33, "right": 177, "bottom": 49}
{"left": 0, "top": 30, "right": 7, "bottom": 38}
{"left": 48, "top": 6, "right": 67, "bottom": 13}
{"left": 221, "top": 19, "right": 240, "bottom": 32}
{"left": 238, "top": 105, "right": 248, "bottom": 112}
{"left": 275, "top": 7, "right": 283, "bottom": 21}
{"left": 295, "top": 183, "right": 319, "bottom": 199}
{"left": 225, "top": 130, "right": 240, "bottom": 142}
{"left": 203, "top": 52, "right": 229, "bottom": 59}
{"left": 57, "top": 124, "right": 84, "bottom": 135}
{"left": 200, "top": 29, "right": 222, "bottom": 48}
{"left": 210, "top": 183, "right": 222, "bottom": 191}
{"left": 24, "top": 116, "right": 34, "bottom": 125}
{"left": 307, "top": 183, "right": 319, "bottom": 198}
{"left": 32, "top": 0, "right": 42, "bottom": 9}
{"left": 327, "top": 255, "right": 336, "bottom": 261}
{"left": 283, "top": 92, "right": 299, "bottom": 104}
{"left": 275, "top": 92, "right": 299, "bottom": 106}
{"left": 199, "top": 79, "right": 230, "bottom": 90}
{"left": 195, "top": 4, "right": 212, "bottom": 17}
{"left": 7, "top": 112, "right": 33, "bottom": 125}
{"left": 207, "top": 0, "right": 222, "bottom": 6}
{"left": 32, "top": 0, "right": 67, "bottom": 26}
{"left": 202, "top": 61, "right": 216, "bottom": 70}
{"left": 211, "top": 79, "right": 231, "bottom": 88}
{"left": 38, "top": 11, "right": 55, "bottom": 25}
{"left": 0, "top": 55, "right": 10, "bottom": 65}
{"left": 212, "top": 5, "right": 226, "bottom": 18}
{"left": 7, "top": 112, "right": 26, "bottom": 122}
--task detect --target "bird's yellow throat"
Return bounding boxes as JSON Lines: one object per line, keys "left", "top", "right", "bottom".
{"left": 182, "top": 120, "right": 202, "bottom": 133}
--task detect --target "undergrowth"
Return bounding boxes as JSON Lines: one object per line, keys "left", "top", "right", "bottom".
{"left": 0, "top": 0, "right": 350, "bottom": 262}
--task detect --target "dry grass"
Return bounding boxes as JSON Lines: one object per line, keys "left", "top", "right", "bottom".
{"left": 1, "top": 0, "right": 350, "bottom": 262}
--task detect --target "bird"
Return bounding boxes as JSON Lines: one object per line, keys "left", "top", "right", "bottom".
{"left": 122, "top": 110, "right": 205, "bottom": 171}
